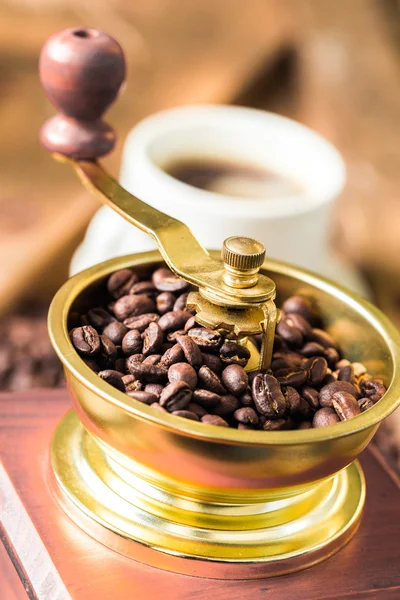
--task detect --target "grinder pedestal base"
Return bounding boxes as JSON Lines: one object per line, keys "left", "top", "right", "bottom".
{"left": 1, "top": 390, "right": 400, "bottom": 599}
{"left": 50, "top": 410, "right": 365, "bottom": 580}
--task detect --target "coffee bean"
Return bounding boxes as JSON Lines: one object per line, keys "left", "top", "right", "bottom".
{"left": 142, "top": 322, "right": 163, "bottom": 356}
{"left": 176, "top": 334, "right": 203, "bottom": 368}
{"left": 122, "top": 330, "right": 143, "bottom": 356}
{"left": 337, "top": 359, "right": 351, "bottom": 369}
{"left": 297, "top": 397, "right": 313, "bottom": 419}
{"left": 122, "top": 373, "right": 136, "bottom": 385}
{"left": 184, "top": 316, "right": 196, "bottom": 332}
{"left": 173, "top": 292, "right": 190, "bottom": 311}
{"left": 150, "top": 402, "right": 167, "bottom": 412}
{"left": 201, "top": 414, "right": 229, "bottom": 427}
{"left": 123, "top": 313, "right": 159, "bottom": 332}
{"left": 158, "top": 310, "right": 192, "bottom": 332}
{"left": 300, "top": 342, "right": 325, "bottom": 357}
{"left": 125, "top": 379, "right": 143, "bottom": 393}
{"left": 309, "top": 328, "right": 338, "bottom": 350}
{"left": 272, "top": 334, "right": 287, "bottom": 352}
{"left": 358, "top": 397, "right": 374, "bottom": 412}
{"left": 156, "top": 292, "right": 176, "bottom": 315}
{"left": 286, "top": 313, "right": 312, "bottom": 337}
{"left": 275, "top": 367, "right": 307, "bottom": 388}
{"left": 107, "top": 268, "right": 138, "bottom": 299}
{"left": 252, "top": 373, "right": 287, "bottom": 418}
{"left": 168, "top": 362, "right": 198, "bottom": 390}
{"left": 221, "top": 364, "right": 248, "bottom": 397}
{"left": 126, "top": 353, "right": 145, "bottom": 365}
{"left": 71, "top": 326, "right": 101, "bottom": 356}
{"left": 144, "top": 383, "right": 164, "bottom": 397}
{"left": 87, "top": 308, "right": 114, "bottom": 330}
{"left": 297, "top": 421, "right": 312, "bottom": 430}
{"left": 116, "top": 358, "right": 126, "bottom": 376}
{"left": 263, "top": 419, "right": 286, "bottom": 431}
{"left": 129, "top": 281, "right": 156, "bottom": 296}
{"left": 324, "top": 347, "right": 340, "bottom": 369}
{"left": 213, "top": 394, "right": 240, "bottom": 416}
{"left": 201, "top": 352, "right": 223, "bottom": 375}
{"left": 160, "top": 344, "right": 184, "bottom": 367}
{"left": 272, "top": 351, "right": 304, "bottom": 367}
{"left": 188, "top": 328, "right": 222, "bottom": 350}
{"left": 234, "top": 407, "right": 259, "bottom": 425}
{"left": 192, "top": 389, "right": 221, "bottom": 409}
{"left": 220, "top": 341, "right": 250, "bottom": 367}
{"left": 127, "top": 390, "right": 158, "bottom": 404}
{"left": 319, "top": 380, "right": 360, "bottom": 407}
{"left": 322, "top": 372, "right": 337, "bottom": 385}
{"left": 332, "top": 391, "right": 361, "bottom": 420}
{"left": 152, "top": 268, "right": 189, "bottom": 292}
{"left": 361, "top": 379, "right": 386, "bottom": 403}
{"left": 127, "top": 360, "right": 168, "bottom": 383}
{"left": 172, "top": 410, "right": 200, "bottom": 421}
{"left": 353, "top": 362, "right": 367, "bottom": 378}
{"left": 239, "top": 389, "right": 255, "bottom": 407}
{"left": 160, "top": 381, "right": 192, "bottom": 411}
{"left": 143, "top": 354, "right": 162, "bottom": 366}
{"left": 98, "top": 334, "right": 117, "bottom": 368}
{"left": 338, "top": 365, "right": 354, "bottom": 383}
{"left": 285, "top": 386, "right": 301, "bottom": 414}
{"left": 106, "top": 301, "right": 116, "bottom": 315}
{"left": 113, "top": 295, "right": 156, "bottom": 321}
{"left": 238, "top": 423, "right": 256, "bottom": 430}
{"left": 166, "top": 329, "right": 186, "bottom": 343}
{"left": 198, "top": 365, "right": 226, "bottom": 394}
{"left": 271, "top": 358, "right": 293, "bottom": 372}
{"left": 301, "top": 386, "right": 320, "bottom": 410}
{"left": 78, "top": 314, "right": 90, "bottom": 327}
{"left": 306, "top": 356, "right": 328, "bottom": 386}
{"left": 188, "top": 402, "right": 208, "bottom": 417}
{"left": 98, "top": 369, "right": 125, "bottom": 392}
{"left": 103, "top": 321, "right": 128, "bottom": 345}
{"left": 313, "top": 407, "right": 340, "bottom": 427}
{"left": 276, "top": 315, "right": 303, "bottom": 347}
{"left": 282, "top": 296, "right": 315, "bottom": 322}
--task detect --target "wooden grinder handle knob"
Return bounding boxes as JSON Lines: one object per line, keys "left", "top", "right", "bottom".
{"left": 39, "top": 27, "right": 126, "bottom": 160}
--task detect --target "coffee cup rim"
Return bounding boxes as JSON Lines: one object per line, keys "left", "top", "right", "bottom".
{"left": 120, "top": 104, "right": 346, "bottom": 219}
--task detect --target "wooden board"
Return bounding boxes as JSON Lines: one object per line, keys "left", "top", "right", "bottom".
{"left": 1, "top": 389, "right": 400, "bottom": 599}
{"left": 0, "top": 542, "right": 27, "bottom": 600}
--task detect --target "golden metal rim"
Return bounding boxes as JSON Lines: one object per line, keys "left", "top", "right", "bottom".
{"left": 49, "top": 411, "right": 365, "bottom": 579}
{"left": 48, "top": 250, "right": 400, "bottom": 446}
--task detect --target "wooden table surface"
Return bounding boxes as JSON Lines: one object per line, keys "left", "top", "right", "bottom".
{"left": 0, "top": 389, "right": 400, "bottom": 599}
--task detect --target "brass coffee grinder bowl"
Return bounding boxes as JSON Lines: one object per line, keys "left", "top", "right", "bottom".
{"left": 40, "top": 27, "right": 400, "bottom": 578}
{"left": 48, "top": 251, "right": 400, "bottom": 579}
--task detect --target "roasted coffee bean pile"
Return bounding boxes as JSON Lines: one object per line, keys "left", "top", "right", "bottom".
{"left": 0, "top": 304, "right": 64, "bottom": 391}
{"left": 69, "top": 266, "right": 387, "bottom": 430}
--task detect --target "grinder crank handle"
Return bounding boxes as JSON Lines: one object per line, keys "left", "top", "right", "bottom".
{"left": 39, "top": 26, "right": 278, "bottom": 370}
{"left": 39, "top": 26, "right": 274, "bottom": 308}
{"left": 39, "top": 27, "right": 221, "bottom": 294}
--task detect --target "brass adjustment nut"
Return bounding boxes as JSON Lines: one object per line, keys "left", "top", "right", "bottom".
{"left": 222, "top": 236, "right": 266, "bottom": 288}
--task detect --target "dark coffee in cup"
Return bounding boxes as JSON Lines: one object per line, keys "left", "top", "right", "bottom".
{"left": 164, "top": 159, "right": 303, "bottom": 198}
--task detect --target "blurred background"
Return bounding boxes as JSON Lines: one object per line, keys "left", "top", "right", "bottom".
{"left": 1, "top": 0, "right": 400, "bottom": 467}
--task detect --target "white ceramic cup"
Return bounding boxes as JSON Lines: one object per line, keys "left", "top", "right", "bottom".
{"left": 70, "top": 105, "right": 366, "bottom": 294}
